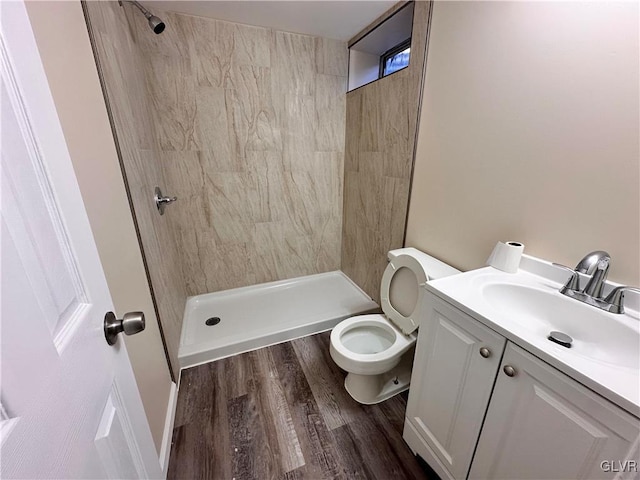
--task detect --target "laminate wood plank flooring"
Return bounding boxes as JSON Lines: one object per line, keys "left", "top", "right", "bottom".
{"left": 168, "top": 332, "right": 437, "bottom": 480}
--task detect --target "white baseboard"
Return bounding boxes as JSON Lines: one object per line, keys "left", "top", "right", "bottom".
{"left": 159, "top": 381, "right": 178, "bottom": 478}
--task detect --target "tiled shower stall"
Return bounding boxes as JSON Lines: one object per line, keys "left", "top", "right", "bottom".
{"left": 84, "top": 0, "right": 430, "bottom": 374}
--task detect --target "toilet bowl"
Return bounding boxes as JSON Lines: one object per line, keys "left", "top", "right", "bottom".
{"left": 330, "top": 247, "right": 459, "bottom": 404}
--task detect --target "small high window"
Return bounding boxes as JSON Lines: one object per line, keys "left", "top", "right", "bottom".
{"left": 348, "top": 2, "right": 414, "bottom": 91}
{"left": 380, "top": 39, "right": 411, "bottom": 78}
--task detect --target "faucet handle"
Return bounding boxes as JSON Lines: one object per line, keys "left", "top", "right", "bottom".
{"left": 604, "top": 286, "right": 640, "bottom": 314}
{"left": 552, "top": 263, "right": 580, "bottom": 293}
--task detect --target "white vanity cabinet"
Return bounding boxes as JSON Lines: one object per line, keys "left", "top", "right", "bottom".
{"left": 404, "top": 291, "right": 640, "bottom": 480}
{"left": 403, "top": 295, "right": 507, "bottom": 480}
{"left": 470, "top": 342, "right": 640, "bottom": 480}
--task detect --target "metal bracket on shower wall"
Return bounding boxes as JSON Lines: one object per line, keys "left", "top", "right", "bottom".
{"left": 154, "top": 186, "right": 177, "bottom": 215}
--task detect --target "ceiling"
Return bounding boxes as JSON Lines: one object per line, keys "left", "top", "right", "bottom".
{"left": 146, "top": 1, "right": 399, "bottom": 41}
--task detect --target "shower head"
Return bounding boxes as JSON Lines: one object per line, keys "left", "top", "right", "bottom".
{"left": 119, "top": 0, "right": 165, "bottom": 34}
{"left": 147, "top": 14, "right": 165, "bottom": 34}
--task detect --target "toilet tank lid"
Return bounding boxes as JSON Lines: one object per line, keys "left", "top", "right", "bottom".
{"left": 387, "top": 247, "right": 460, "bottom": 280}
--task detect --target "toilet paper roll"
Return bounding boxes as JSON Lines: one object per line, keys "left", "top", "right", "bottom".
{"left": 487, "top": 241, "right": 524, "bottom": 273}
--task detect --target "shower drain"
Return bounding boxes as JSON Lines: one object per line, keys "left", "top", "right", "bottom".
{"left": 205, "top": 317, "right": 221, "bottom": 326}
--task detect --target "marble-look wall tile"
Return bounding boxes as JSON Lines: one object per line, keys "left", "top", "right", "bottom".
{"left": 358, "top": 79, "right": 382, "bottom": 152}
{"left": 233, "top": 23, "right": 272, "bottom": 68}
{"left": 85, "top": 1, "right": 189, "bottom": 376}
{"left": 184, "top": 14, "right": 236, "bottom": 88}
{"left": 138, "top": 11, "right": 347, "bottom": 296}
{"left": 315, "top": 74, "right": 347, "bottom": 152}
{"left": 342, "top": 1, "right": 433, "bottom": 303}
{"left": 273, "top": 31, "right": 316, "bottom": 97}
{"left": 381, "top": 71, "right": 412, "bottom": 179}
{"left": 194, "top": 86, "right": 235, "bottom": 164}
{"left": 146, "top": 54, "right": 200, "bottom": 151}
{"left": 281, "top": 94, "right": 316, "bottom": 172}
{"left": 227, "top": 64, "right": 282, "bottom": 154}
{"left": 344, "top": 88, "right": 362, "bottom": 174}
{"left": 315, "top": 37, "right": 349, "bottom": 77}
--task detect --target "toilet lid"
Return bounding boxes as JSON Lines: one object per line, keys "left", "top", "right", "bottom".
{"left": 380, "top": 254, "right": 428, "bottom": 335}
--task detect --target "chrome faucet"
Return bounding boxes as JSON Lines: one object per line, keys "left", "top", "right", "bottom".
{"left": 579, "top": 251, "right": 611, "bottom": 298}
{"left": 553, "top": 251, "right": 639, "bottom": 314}
{"left": 554, "top": 250, "right": 610, "bottom": 295}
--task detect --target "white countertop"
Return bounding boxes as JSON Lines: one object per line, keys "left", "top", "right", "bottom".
{"left": 425, "top": 255, "right": 640, "bottom": 417}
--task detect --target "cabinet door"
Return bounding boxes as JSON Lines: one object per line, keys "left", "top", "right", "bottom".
{"left": 470, "top": 343, "right": 640, "bottom": 480}
{"left": 404, "top": 295, "right": 506, "bottom": 479}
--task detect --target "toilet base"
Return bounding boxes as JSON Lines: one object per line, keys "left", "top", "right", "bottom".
{"left": 343, "top": 349, "right": 414, "bottom": 404}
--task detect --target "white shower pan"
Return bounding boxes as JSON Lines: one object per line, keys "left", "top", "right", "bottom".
{"left": 178, "top": 271, "right": 379, "bottom": 369}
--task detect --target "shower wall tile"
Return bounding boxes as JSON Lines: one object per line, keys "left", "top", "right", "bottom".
{"left": 85, "top": 1, "right": 189, "bottom": 376}
{"left": 341, "top": 1, "right": 433, "bottom": 303}
{"left": 138, "top": 10, "right": 347, "bottom": 296}
{"left": 381, "top": 72, "right": 412, "bottom": 179}
{"left": 245, "top": 151, "right": 287, "bottom": 222}
{"left": 315, "top": 74, "right": 347, "bottom": 152}
{"left": 146, "top": 54, "right": 200, "bottom": 151}
{"left": 281, "top": 94, "right": 316, "bottom": 172}
{"left": 344, "top": 88, "right": 362, "bottom": 174}
{"left": 233, "top": 24, "right": 272, "bottom": 68}
{"left": 227, "top": 65, "right": 282, "bottom": 153}
{"left": 315, "top": 37, "right": 349, "bottom": 78}
{"left": 178, "top": 230, "right": 257, "bottom": 293}
{"left": 357, "top": 80, "right": 382, "bottom": 152}
{"left": 187, "top": 14, "right": 236, "bottom": 88}
{"left": 194, "top": 87, "right": 230, "bottom": 155}
{"left": 273, "top": 31, "right": 316, "bottom": 97}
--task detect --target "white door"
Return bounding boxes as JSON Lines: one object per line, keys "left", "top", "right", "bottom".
{"left": 404, "top": 294, "right": 506, "bottom": 480}
{"left": 0, "top": 2, "right": 162, "bottom": 478}
{"left": 469, "top": 343, "right": 640, "bottom": 480}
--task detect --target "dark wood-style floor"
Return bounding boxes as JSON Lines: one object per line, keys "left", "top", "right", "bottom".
{"left": 167, "top": 331, "right": 436, "bottom": 480}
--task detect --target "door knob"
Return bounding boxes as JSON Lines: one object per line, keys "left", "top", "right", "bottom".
{"left": 154, "top": 186, "right": 177, "bottom": 215}
{"left": 104, "top": 311, "right": 145, "bottom": 345}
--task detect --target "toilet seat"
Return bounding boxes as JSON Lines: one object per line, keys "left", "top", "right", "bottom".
{"left": 330, "top": 314, "right": 416, "bottom": 375}
{"left": 380, "top": 253, "right": 429, "bottom": 335}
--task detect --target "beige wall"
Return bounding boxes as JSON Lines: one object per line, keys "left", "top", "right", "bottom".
{"left": 406, "top": 1, "right": 640, "bottom": 285}
{"left": 134, "top": 9, "right": 347, "bottom": 295}
{"left": 25, "top": 1, "right": 173, "bottom": 452}
{"left": 342, "top": 1, "right": 432, "bottom": 302}
{"left": 84, "top": 1, "right": 188, "bottom": 375}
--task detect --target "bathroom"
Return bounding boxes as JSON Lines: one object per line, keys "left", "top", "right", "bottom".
{"left": 3, "top": 0, "right": 638, "bottom": 478}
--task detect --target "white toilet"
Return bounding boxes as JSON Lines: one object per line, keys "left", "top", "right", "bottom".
{"left": 330, "top": 247, "right": 460, "bottom": 404}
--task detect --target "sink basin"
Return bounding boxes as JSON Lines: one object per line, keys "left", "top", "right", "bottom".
{"left": 427, "top": 258, "right": 640, "bottom": 414}
{"left": 482, "top": 283, "right": 640, "bottom": 370}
